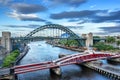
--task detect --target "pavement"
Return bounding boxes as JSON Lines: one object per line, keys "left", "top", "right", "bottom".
{"left": 0, "top": 68, "right": 10, "bottom": 76}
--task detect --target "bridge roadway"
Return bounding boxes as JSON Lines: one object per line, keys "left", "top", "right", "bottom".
{"left": 13, "top": 53, "right": 120, "bottom": 75}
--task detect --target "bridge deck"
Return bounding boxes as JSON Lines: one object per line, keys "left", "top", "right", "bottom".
{"left": 14, "top": 61, "right": 58, "bottom": 74}
{"left": 13, "top": 53, "right": 120, "bottom": 74}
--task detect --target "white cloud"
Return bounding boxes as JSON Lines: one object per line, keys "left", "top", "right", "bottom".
{"left": 0, "top": 25, "right": 33, "bottom": 37}
{"left": 0, "top": 0, "right": 11, "bottom": 5}
{"left": 8, "top": 10, "right": 38, "bottom": 20}
{"left": 90, "top": 5, "right": 96, "bottom": 8}
{"left": 80, "top": 22, "right": 116, "bottom": 33}
{"left": 7, "top": 10, "right": 46, "bottom": 22}
{"left": 11, "top": 3, "right": 47, "bottom": 14}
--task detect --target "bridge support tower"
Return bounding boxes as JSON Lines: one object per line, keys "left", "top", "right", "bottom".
{"left": 82, "top": 32, "right": 93, "bottom": 47}
{"left": 1, "top": 32, "right": 12, "bottom": 52}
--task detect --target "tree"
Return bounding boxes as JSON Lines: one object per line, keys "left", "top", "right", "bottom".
{"left": 59, "top": 39, "right": 79, "bottom": 47}
{"left": 106, "top": 36, "right": 115, "bottom": 44}
{"left": 93, "top": 42, "right": 114, "bottom": 51}
{"left": 116, "top": 40, "right": 120, "bottom": 46}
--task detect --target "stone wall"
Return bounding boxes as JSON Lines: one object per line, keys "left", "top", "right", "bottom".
{"left": 0, "top": 46, "right": 7, "bottom": 67}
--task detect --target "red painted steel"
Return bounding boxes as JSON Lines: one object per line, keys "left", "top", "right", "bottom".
{"left": 14, "top": 61, "right": 52, "bottom": 69}
{"left": 14, "top": 53, "right": 120, "bottom": 74}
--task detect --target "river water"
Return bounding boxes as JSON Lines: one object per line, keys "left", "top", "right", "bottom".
{"left": 18, "top": 41, "right": 109, "bottom": 80}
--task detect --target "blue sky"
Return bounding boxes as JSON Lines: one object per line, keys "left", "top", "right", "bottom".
{"left": 0, "top": 0, "right": 120, "bottom": 37}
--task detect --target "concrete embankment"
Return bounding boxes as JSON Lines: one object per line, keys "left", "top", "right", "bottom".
{"left": 83, "top": 62, "right": 120, "bottom": 80}
{"left": 14, "top": 46, "right": 30, "bottom": 65}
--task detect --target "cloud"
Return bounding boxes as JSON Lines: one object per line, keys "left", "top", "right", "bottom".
{"left": 77, "top": 20, "right": 87, "bottom": 24}
{"left": 45, "top": 21, "right": 53, "bottom": 24}
{"left": 93, "top": 32, "right": 109, "bottom": 35}
{"left": 49, "top": 0, "right": 87, "bottom": 7}
{"left": 92, "top": 10, "right": 120, "bottom": 23}
{"left": 68, "top": 19, "right": 80, "bottom": 22}
{"left": 11, "top": 3, "right": 47, "bottom": 14}
{"left": 99, "top": 25, "right": 120, "bottom": 33}
{"left": 50, "top": 10, "right": 120, "bottom": 23}
{"left": 50, "top": 10, "right": 105, "bottom": 19}
{"left": 90, "top": 5, "right": 96, "bottom": 8}
{"left": 8, "top": 11, "right": 46, "bottom": 22}
{"left": 3, "top": 24, "right": 41, "bottom": 28}
{"left": 0, "top": 0, "right": 11, "bottom": 5}
{"left": 67, "top": 26, "right": 84, "bottom": 29}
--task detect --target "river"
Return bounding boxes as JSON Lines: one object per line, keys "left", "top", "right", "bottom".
{"left": 18, "top": 41, "right": 109, "bottom": 80}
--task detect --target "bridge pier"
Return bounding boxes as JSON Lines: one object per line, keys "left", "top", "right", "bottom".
{"left": 12, "top": 74, "right": 17, "bottom": 80}
{"left": 82, "top": 32, "right": 93, "bottom": 47}
{"left": 50, "top": 66, "right": 61, "bottom": 76}
{"left": 49, "top": 54, "right": 63, "bottom": 76}
{"left": 10, "top": 68, "right": 18, "bottom": 80}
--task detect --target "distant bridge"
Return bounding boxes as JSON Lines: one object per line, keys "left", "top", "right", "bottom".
{"left": 1, "top": 24, "right": 106, "bottom": 51}
{"left": 11, "top": 24, "right": 106, "bottom": 46}
{"left": 11, "top": 24, "right": 86, "bottom": 47}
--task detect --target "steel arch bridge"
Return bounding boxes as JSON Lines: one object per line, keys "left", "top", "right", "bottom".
{"left": 25, "top": 24, "right": 85, "bottom": 46}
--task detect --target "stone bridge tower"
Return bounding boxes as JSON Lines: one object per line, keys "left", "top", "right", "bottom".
{"left": 87, "top": 32, "right": 93, "bottom": 47}
{"left": 82, "top": 32, "right": 93, "bottom": 47}
{"left": 1, "top": 32, "right": 12, "bottom": 52}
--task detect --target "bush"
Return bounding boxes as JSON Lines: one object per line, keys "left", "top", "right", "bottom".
{"left": 93, "top": 42, "right": 114, "bottom": 51}
{"left": 2, "top": 50, "right": 20, "bottom": 67}
{"left": 59, "top": 39, "right": 79, "bottom": 47}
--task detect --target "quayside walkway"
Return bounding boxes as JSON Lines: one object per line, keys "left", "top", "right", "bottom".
{"left": 84, "top": 62, "right": 120, "bottom": 80}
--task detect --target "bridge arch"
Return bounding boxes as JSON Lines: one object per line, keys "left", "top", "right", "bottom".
{"left": 25, "top": 24, "right": 84, "bottom": 46}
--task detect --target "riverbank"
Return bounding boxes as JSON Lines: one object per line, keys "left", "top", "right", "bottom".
{"left": 14, "top": 46, "right": 30, "bottom": 65}
{"left": 0, "top": 45, "right": 30, "bottom": 79}
{"left": 46, "top": 41, "right": 84, "bottom": 52}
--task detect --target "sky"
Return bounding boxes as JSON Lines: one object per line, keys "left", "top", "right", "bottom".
{"left": 0, "top": 0, "right": 120, "bottom": 37}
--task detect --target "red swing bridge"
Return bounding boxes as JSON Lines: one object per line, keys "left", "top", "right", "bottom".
{"left": 13, "top": 52, "right": 120, "bottom": 74}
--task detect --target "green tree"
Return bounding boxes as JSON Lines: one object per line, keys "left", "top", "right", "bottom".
{"left": 59, "top": 39, "right": 79, "bottom": 47}
{"left": 93, "top": 42, "right": 114, "bottom": 51}
{"left": 106, "top": 36, "right": 115, "bottom": 44}
{"left": 2, "top": 50, "right": 20, "bottom": 67}
{"left": 116, "top": 40, "right": 120, "bottom": 46}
